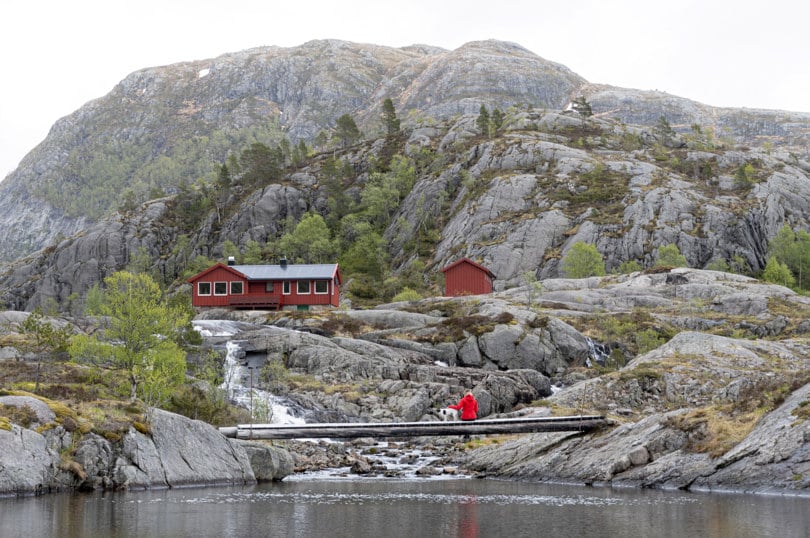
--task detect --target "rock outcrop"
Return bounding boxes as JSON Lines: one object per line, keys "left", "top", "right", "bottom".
{"left": 0, "top": 405, "right": 291, "bottom": 496}
{"left": 447, "top": 270, "right": 810, "bottom": 495}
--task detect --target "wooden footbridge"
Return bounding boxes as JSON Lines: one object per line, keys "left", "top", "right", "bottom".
{"left": 219, "top": 415, "right": 608, "bottom": 440}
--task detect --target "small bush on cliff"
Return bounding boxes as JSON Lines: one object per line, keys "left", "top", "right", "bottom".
{"left": 0, "top": 404, "right": 38, "bottom": 428}
{"left": 167, "top": 385, "right": 249, "bottom": 427}
{"left": 793, "top": 400, "right": 810, "bottom": 421}
{"left": 655, "top": 244, "right": 688, "bottom": 268}
{"left": 562, "top": 242, "right": 606, "bottom": 278}
{"left": 392, "top": 287, "right": 422, "bottom": 302}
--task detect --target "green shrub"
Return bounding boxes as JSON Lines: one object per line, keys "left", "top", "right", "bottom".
{"left": 167, "top": 385, "right": 249, "bottom": 426}
{"left": 392, "top": 287, "right": 422, "bottom": 302}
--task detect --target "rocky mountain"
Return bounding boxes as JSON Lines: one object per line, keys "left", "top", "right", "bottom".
{"left": 3, "top": 105, "right": 810, "bottom": 312}
{"left": 1, "top": 38, "right": 809, "bottom": 269}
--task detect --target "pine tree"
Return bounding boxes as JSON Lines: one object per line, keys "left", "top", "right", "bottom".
{"left": 491, "top": 108, "right": 505, "bottom": 131}
{"left": 335, "top": 114, "right": 361, "bottom": 147}
{"left": 476, "top": 104, "right": 491, "bottom": 136}
{"left": 571, "top": 96, "right": 592, "bottom": 117}
{"left": 382, "top": 98, "right": 400, "bottom": 136}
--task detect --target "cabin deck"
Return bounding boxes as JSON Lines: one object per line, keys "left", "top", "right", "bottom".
{"left": 228, "top": 296, "right": 281, "bottom": 309}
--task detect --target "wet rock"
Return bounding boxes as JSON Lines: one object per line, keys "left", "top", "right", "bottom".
{"left": 415, "top": 465, "right": 442, "bottom": 476}
{"left": 71, "top": 433, "right": 115, "bottom": 490}
{"left": 350, "top": 457, "right": 373, "bottom": 475}
{"left": 241, "top": 441, "right": 295, "bottom": 481}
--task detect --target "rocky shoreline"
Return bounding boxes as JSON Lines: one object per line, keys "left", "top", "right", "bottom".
{"left": 3, "top": 269, "right": 810, "bottom": 497}
{"left": 0, "top": 405, "right": 291, "bottom": 496}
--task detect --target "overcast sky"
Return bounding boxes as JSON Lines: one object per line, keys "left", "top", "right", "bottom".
{"left": 1, "top": 0, "right": 808, "bottom": 179}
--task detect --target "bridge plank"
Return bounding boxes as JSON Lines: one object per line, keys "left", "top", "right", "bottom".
{"left": 220, "top": 415, "right": 608, "bottom": 440}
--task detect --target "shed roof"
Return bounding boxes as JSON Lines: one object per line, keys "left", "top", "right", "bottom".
{"left": 440, "top": 257, "right": 495, "bottom": 278}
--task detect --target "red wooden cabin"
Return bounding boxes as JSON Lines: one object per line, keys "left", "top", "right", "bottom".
{"left": 441, "top": 257, "right": 495, "bottom": 296}
{"left": 188, "top": 258, "right": 341, "bottom": 310}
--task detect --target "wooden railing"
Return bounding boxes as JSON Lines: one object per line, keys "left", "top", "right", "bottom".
{"left": 228, "top": 296, "right": 281, "bottom": 309}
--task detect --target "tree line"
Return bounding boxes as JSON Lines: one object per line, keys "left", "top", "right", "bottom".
{"left": 560, "top": 226, "right": 810, "bottom": 294}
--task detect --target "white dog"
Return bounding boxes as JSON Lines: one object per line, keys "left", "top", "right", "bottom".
{"left": 437, "top": 407, "right": 459, "bottom": 421}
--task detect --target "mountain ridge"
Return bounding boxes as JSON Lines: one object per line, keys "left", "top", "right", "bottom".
{"left": 1, "top": 39, "right": 810, "bottom": 311}
{"left": 2, "top": 39, "right": 808, "bottom": 264}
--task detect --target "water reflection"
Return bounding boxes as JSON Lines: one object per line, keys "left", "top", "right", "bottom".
{"left": 2, "top": 479, "right": 809, "bottom": 538}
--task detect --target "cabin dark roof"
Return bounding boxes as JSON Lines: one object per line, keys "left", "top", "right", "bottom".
{"left": 230, "top": 263, "right": 339, "bottom": 281}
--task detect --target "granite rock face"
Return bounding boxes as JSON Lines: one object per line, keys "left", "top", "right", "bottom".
{"left": 3, "top": 92, "right": 810, "bottom": 312}
{"left": 0, "top": 407, "right": 293, "bottom": 496}
{"left": 0, "top": 426, "right": 57, "bottom": 495}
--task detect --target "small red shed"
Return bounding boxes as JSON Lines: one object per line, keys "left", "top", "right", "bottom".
{"left": 441, "top": 257, "right": 495, "bottom": 296}
{"left": 187, "top": 258, "right": 341, "bottom": 310}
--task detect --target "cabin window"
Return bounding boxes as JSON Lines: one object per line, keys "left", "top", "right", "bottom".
{"left": 283, "top": 281, "right": 291, "bottom": 295}
{"left": 265, "top": 282, "right": 274, "bottom": 292}
{"left": 297, "top": 280, "right": 311, "bottom": 294}
{"left": 230, "top": 281, "right": 243, "bottom": 295}
{"left": 198, "top": 282, "right": 211, "bottom": 296}
{"left": 314, "top": 280, "right": 328, "bottom": 294}
{"left": 214, "top": 282, "right": 227, "bottom": 295}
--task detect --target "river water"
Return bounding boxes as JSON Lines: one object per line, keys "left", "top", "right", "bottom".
{"left": 2, "top": 477, "right": 809, "bottom": 538}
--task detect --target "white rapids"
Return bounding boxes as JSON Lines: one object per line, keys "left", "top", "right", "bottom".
{"left": 193, "top": 320, "right": 305, "bottom": 425}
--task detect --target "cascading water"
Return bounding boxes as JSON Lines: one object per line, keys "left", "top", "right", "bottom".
{"left": 220, "top": 340, "right": 306, "bottom": 425}
{"left": 192, "top": 321, "right": 466, "bottom": 478}
{"left": 585, "top": 337, "right": 611, "bottom": 367}
{"left": 193, "top": 320, "right": 306, "bottom": 425}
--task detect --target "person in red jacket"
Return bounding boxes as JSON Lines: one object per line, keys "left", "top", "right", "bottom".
{"left": 449, "top": 392, "right": 478, "bottom": 421}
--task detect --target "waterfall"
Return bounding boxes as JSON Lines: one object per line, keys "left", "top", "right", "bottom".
{"left": 585, "top": 337, "right": 611, "bottom": 367}
{"left": 220, "top": 341, "right": 306, "bottom": 425}
{"left": 193, "top": 320, "right": 306, "bottom": 425}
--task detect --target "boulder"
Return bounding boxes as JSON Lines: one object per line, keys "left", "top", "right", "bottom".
{"left": 240, "top": 441, "right": 295, "bottom": 481}
{"left": 0, "top": 426, "right": 58, "bottom": 495}
{"left": 147, "top": 409, "right": 256, "bottom": 488}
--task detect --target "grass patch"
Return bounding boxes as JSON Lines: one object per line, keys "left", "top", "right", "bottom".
{"left": 526, "top": 401, "right": 597, "bottom": 417}
{"left": 0, "top": 403, "right": 39, "bottom": 428}
{"left": 320, "top": 314, "right": 369, "bottom": 337}
{"left": 463, "top": 435, "right": 515, "bottom": 449}
{"left": 425, "top": 312, "right": 515, "bottom": 343}
{"left": 792, "top": 400, "right": 810, "bottom": 421}
{"left": 618, "top": 368, "right": 662, "bottom": 383}
{"left": 665, "top": 406, "right": 763, "bottom": 458}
